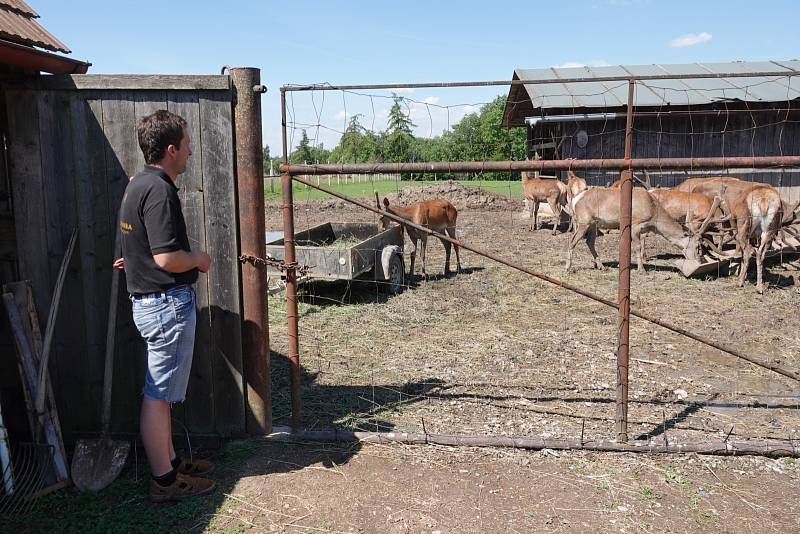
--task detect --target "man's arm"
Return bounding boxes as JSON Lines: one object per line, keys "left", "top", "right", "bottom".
{"left": 153, "top": 250, "right": 211, "bottom": 273}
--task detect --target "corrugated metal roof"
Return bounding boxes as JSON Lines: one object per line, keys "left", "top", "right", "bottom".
{"left": 0, "top": 2, "right": 69, "bottom": 53}
{"left": 0, "top": 1, "right": 37, "bottom": 17}
{"left": 514, "top": 61, "right": 800, "bottom": 111}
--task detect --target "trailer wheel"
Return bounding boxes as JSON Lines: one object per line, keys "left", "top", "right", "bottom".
{"left": 382, "top": 253, "right": 404, "bottom": 295}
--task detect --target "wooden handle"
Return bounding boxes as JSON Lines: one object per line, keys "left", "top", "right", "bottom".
{"left": 100, "top": 231, "right": 122, "bottom": 435}
{"left": 34, "top": 228, "right": 78, "bottom": 416}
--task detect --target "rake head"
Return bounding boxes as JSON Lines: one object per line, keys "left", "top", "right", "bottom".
{"left": 0, "top": 442, "right": 54, "bottom": 515}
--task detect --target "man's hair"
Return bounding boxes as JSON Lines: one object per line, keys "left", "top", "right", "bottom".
{"left": 137, "top": 110, "right": 188, "bottom": 164}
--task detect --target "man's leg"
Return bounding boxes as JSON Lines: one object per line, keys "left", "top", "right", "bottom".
{"left": 140, "top": 398, "right": 173, "bottom": 477}
{"left": 168, "top": 411, "right": 176, "bottom": 462}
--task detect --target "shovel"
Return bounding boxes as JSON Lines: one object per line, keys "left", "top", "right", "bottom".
{"left": 71, "top": 235, "right": 130, "bottom": 492}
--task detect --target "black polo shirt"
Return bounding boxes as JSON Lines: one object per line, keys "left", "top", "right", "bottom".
{"left": 119, "top": 165, "right": 199, "bottom": 295}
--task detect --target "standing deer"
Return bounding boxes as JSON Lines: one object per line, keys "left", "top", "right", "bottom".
{"left": 728, "top": 186, "right": 784, "bottom": 294}
{"left": 675, "top": 176, "right": 798, "bottom": 221}
{"left": 647, "top": 188, "right": 725, "bottom": 231}
{"left": 566, "top": 187, "right": 703, "bottom": 272}
{"left": 565, "top": 171, "right": 588, "bottom": 233}
{"left": 377, "top": 194, "right": 462, "bottom": 280}
{"left": 521, "top": 171, "right": 567, "bottom": 234}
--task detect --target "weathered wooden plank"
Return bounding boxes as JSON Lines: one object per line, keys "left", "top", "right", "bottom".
{"left": 38, "top": 90, "right": 88, "bottom": 439}
{"left": 69, "top": 91, "right": 109, "bottom": 432}
{"left": 2, "top": 288, "right": 68, "bottom": 481}
{"left": 4, "top": 89, "right": 49, "bottom": 322}
{"left": 199, "top": 90, "right": 244, "bottom": 436}
{"left": 168, "top": 91, "right": 215, "bottom": 434}
{"left": 101, "top": 93, "right": 142, "bottom": 431}
{"left": 26, "top": 75, "right": 230, "bottom": 92}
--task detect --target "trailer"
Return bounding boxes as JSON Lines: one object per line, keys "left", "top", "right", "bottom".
{"left": 265, "top": 222, "right": 405, "bottom": 294}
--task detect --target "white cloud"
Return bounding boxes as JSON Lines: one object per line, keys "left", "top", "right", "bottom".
{"left": 334, "top": 110, "right": 347, "bottom": 120}
{"left": 552, "top": 60, "right": 611, "bottom": 68}
{"left": 669, "top": 32, "right": 712, "bottom": 48}
{"left": 422, "top": 96, "right": 440, "bottom": 105}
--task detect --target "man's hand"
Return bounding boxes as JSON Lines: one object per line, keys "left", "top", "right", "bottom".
{"left": 194, "top": 251, "right": 212, "bottom": 273}
{"left": 113, "top": 257, "right": 125, "bottom": 270}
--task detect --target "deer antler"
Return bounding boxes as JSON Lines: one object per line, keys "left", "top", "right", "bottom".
{"left": 375, "top": 192, "right": 382, "bottom": 211}
{"left": 694, "top": 195, "right": 722, "bottom": 237}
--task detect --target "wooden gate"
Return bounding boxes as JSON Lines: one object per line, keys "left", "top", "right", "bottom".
{"left": 4, "top": 75, "right": 244, "bottom": 444}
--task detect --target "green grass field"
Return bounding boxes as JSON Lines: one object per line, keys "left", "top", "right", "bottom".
{"left": 264, "top": 177, "right": 523, "bottom": 203}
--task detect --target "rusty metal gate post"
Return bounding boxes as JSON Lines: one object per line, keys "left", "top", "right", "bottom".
{"left": 616, "top": 79, "right": 636, "bottom": 443}
{"left": 280, "top": 88, "right": 301, "bottom": 432}
{"left": 231, "top": 67, "right": 271, "bottom": 435}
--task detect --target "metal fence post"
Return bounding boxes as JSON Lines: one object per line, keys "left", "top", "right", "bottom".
{"left": 280, "top": 88, "right": 301, "bottom": 432}
{"left": 231, "top": 67, "right": 270, "bottom": 435}
{"left": 616, "top": 79, "right": 636, "bottom": 443}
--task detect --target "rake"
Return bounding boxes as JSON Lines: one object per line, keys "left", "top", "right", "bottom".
{"left": 0, "top": 229, "right": 77, "bottom": 514}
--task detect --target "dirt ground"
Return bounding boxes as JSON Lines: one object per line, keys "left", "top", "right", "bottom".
{"left": 204, "top": 183, "right": 800, "bottom": 532}
{"left": 7, "top": 183, "right": 799, "bottom": 534}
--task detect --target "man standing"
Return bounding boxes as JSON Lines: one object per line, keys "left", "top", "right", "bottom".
{"left": 116, "top": 110, "right": 215, "bottom": 501}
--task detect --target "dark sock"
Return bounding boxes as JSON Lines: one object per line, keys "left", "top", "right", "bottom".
{"left": 152, "top": 467, "right": 177, "bottom": 487}
{"left": 170, "top": 456, "right": 181, "bottom": 470}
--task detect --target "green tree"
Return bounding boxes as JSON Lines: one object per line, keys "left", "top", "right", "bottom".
{"left": 384, "top": 95, "right": 416, "bottom": 163}
{"left": 292, "top": 130, "right": 314, "bottom": 164}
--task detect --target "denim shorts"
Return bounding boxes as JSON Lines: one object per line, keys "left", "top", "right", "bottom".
{"left": 130, "top": 284, "right": 196, "bottom": 403}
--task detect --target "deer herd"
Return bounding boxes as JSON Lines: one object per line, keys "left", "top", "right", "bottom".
{"left": 377, "top": 171, "right": 800, "bottom": 294}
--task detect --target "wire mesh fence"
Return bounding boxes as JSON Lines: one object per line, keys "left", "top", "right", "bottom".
{"left": 268, "top": 70, "right": 800, "bottom": 455}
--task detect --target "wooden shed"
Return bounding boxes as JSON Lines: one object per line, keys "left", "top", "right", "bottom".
{"left": 0, "top": 3, "right": 259, "bottom": 450}
{"left": 503, "top": 61, "right": 800, "bottom": 191}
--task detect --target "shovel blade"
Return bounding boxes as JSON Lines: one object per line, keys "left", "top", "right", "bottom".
{"left": 71, "top": 438, "right": 130, "bottom": 492}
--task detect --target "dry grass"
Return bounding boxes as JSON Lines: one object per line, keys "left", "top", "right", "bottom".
{"left": 267, "top": 193, "right": 800, "bottom": 448}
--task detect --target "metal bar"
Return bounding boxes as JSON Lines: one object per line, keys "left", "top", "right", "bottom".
{"left": 281, "top": 88, "right": 289, "bottom": 162}
{"left": 269, "top": 426, "right": 800, "bottom": 458}
{"left": 231, "top": 68, "right": 271, "bottom": 436}
{"left": 616, "top": 80, "right": 635, "bottom": 443}
{"left": 287, "top": 174, "right": 800, "bottom": 384}
{"left": 280, "top": 88, "right": 301, "bottom": 432}
{"left": 280, "top": 70, "right": 800, "bottom": 92}
{"left": 525, "top": 108, "right": 800, "bottom": 126}
{"left": 281, "top": 171, "right": 301, "bottom": 433}
{"left": 282, "top": 156, "right": 800, "bottom": 175}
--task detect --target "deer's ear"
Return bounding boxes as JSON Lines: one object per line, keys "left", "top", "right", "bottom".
{"left": 383, "top": 197, "right": 390, "bottom": 208}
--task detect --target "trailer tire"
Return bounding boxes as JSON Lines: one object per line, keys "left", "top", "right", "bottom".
{"left": 382, "top": 253, "right": 404, "bottom": 295}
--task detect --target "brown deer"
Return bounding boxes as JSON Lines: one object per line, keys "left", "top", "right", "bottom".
{"left": 728, "top": 186, "right": 784, "bottom": 294}
{"left": 565, "top": 171, "right": 589, "bottom": 232}
{"left": 675, "top": 176, "right": 800, "bottom": 224}
{"left": 566, "top": 187, "right": 703, "bottom": 272}
{"left": 377, "top": 195, "right": 462, "bottom": 280}
{"left": 647, "top": 188, "right": 725, "bottom": 231}
{"left": 521, "top": 171, "right": 567, "bottom": 234}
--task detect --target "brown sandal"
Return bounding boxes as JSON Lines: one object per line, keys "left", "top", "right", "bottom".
{"left": 176, "top": 457, "right": 215, "bottom": 476}
{"left": 149, "top": 473, "right": 216, "bottom": 502}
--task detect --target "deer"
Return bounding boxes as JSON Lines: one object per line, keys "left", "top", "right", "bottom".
{"left": 675, "top": 176, "right": 798, "bottom": 222}
{"left": 521, "top": 171, "right": 567, "bottom": 234}
{"left": 727, "top": 185, "right": 784, "bottom": 294}
{"left": 564, "top": 171, "right": 589, "bottom": 233}
{"left": 676, "top": 176, "right": 800, "bottom": 248}
{"left": 376, "top": 194, "right": 462, "bottom": 280}
{"left": 566, "top": 186, "right": 704, "bottom": 272}
{"left": 647, "top": 188, "right": 725, "bottom": 232}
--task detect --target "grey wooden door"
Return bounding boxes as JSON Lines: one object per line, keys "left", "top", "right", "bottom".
{"left": 5, "top": 75, "right": 244, "bottom": 443}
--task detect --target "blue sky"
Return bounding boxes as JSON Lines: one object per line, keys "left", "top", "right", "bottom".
{"left": 34, "top": 0, "right": 800, "bottom": 158}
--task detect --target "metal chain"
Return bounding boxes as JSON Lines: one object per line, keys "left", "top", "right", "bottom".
{"left": 238, "top": 254, "right": 311, "bottom": 277}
